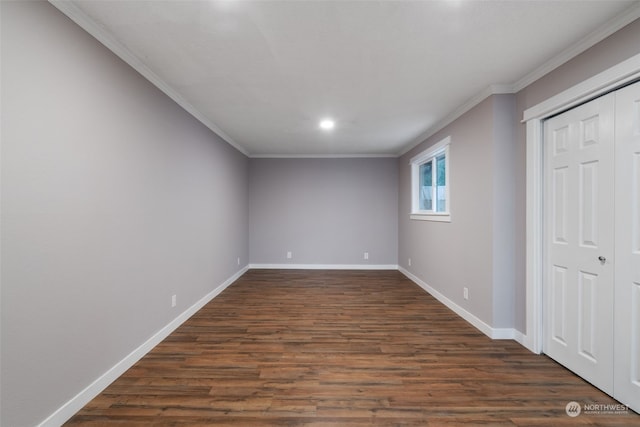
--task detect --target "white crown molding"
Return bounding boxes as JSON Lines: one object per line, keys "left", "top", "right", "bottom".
{"left": 48, "top": 0, "right": 249, "bottom": 157}
{"left": 51, "top": 1, "right": 640, "bottom": 160}
{"left": 398, "top": 3, "right": 640, "bottom": 157}
{"left": 249, "top": 154, "right": 398, "bottom": 159}
{"left": 523, "top": 52, "right": 640, "bottom": 122}
{"left": 512, "top": 2, "right": 640, "bottom": 92}
{"left": 38, "top": 266, "right": 249, "bottom": 427}
{"left": 398, "top": 84, "right": 515, "bottom": 157}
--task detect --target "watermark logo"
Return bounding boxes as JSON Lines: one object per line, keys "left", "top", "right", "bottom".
{"left": 565, "top": 401, "right": 581, "bottom": 417}
{"left": 565, "top": 401, "right": 629, "bottom": 417}
{"left": 583, "top": 402, "right": 629, "bottom": 415}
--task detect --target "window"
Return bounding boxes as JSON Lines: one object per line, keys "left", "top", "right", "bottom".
{"left": 410, "top": 136, "right": 450, "bottom": 222}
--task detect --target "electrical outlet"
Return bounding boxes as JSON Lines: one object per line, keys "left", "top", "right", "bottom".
{"left": 463, "top": 287, "right": 469, "bottom": 300}
{"left": 364, "top": 252, "right": 369, "bottom": 260}
{"left": 286, "top": 251, "right": 292, "bottom": 259}
{"left": 408, "top": 258, "right": 412, "bottom": 266}
{"left": 171, "top": 294, "right": 177, "bottom": 307}
{"left": 237, "top": 257, "right": 240, "bottom": 266}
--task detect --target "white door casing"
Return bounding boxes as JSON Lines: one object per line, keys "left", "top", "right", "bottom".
{"left": 525, "top": 52, "right": 640, "bottom": 357}
{"left": 613, "top": 82, "right": 640, "bottom": 412}
{"left": 524, "top": 53, "right": 640, "bottom": 414}
{"left": 543, "top": 94, "right": 615, "bottom": 394}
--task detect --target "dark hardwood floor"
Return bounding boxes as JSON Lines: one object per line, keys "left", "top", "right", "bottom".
{"left": 65, "top": 270, "right": 638, "bottom": 426}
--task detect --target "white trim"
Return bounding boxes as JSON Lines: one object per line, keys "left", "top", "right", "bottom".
{"left": 513, "top": 329, "right": 527, "bottom": 347}
{"left": 408, "top": 136, "right": 451, "bottom": 164}
{"left": 410, "top": 213, "right": 451, "bottom": 222}
{"left": 524, "top": 119, "right": 544, "bottom": 354}
{"left": 523, "top": 52, "right": 640, "bottom": 355}
{"left": 399, "top": 267, "right": 517, "bottom": 340}
{"left": 400, "top": 85, "right": 514, "bottom": 156}
{"left": 523, "top": 53, "right": 640, "bottom": 122}
{"left": 399, "top": 3, "right": 640, "bottom": 157}
{"left": 492, "top": 328, "right": 518, "bottom": 340}
{"left": 249, "top": 263, "right": 399, "bottom": 270}
{"left": 37, "top": 266, "right": 249, "bottom": 427}
{"left": 512, "top": 2, "right": 640, "bottom": 93}
{"left": 249, "top": 154, "right": 398, "bottom": 159}
{"left": 48, "top": 0, "right": 249, "bottom": 157}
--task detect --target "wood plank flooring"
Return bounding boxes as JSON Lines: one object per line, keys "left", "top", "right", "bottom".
{"left": 65, "top": 270, "right": 638, "bottom": 426}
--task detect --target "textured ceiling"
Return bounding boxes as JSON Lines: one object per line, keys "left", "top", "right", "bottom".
{"left": 53, "top": 0, "right": 640, "bottom": 156}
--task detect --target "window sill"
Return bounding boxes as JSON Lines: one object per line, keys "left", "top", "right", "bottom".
{"left": 410, "top": 213, "right": 451, "bottom": 222}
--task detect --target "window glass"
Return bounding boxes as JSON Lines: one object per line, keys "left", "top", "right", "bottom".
{"left": 419, "top": 160, "right": 433, "bottom": 210}
{"left": 436, "top": 154, "right": 446, "bottom": 212}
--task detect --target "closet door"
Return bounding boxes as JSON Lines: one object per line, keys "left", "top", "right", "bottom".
{"left": 543, "top": 93, "right": 616, "bottom": 394}
{"left": 614, "top": 81, "right": 640, "bottom": 413}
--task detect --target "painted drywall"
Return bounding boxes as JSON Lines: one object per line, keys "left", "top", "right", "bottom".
{"left": 0, "top": 2, "right": 249, "bottom": 426}
{"left": 491, "top": 95, "right": 517, "bottom": 328}
{"left": 512, "top": 17, "right": 640, "bottom": 333}
{"left": 249, "top": 158, "right": 398, "bottom": 267}
{"left": 399, "top": 97, "right": 499, "bottom": 327}
{"left": 399, "top": 17, "right": 640, "bottom": 336}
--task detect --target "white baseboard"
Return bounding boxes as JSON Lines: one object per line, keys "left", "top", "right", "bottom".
{"left": 249, "top": 263, "right": 399, "bottom": 270}
{"left": 513, "top": 330, "right": 529, "bottom": 349}
{"left": 39, "top": 266, "right": 249, "bottom": 427}
{"left": 40, "top": 265, "right": 529, "bottom": 426}
{"left": 398, "top": 267, "right": 521, "bottom": 341}
{"left": 491, "top": 328, "right": 516, "bottom": 340}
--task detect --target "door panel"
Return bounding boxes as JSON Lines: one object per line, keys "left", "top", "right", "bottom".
{"left": 579, "top": 161, "right": 599, "bottom": 247}
{"left": 551, "top": 266, "right": 568, "bottom": 345}
{"left": 614, "top": 81, "right": 640, "bottom": 413}
{"left": 553, "top": 167, "right": 569, "bottom": 244}
{"left": 544, "top": 93, "right": 615, "bottom": 394}
{"left": 578, "top": 271, "right": 597, "bottom": 361}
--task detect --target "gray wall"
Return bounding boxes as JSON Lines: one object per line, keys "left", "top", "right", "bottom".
{"left": 1, "top": 2, "right": 249, "bottom": 426}
{"left": 399, "top": 17, "right": 640, "bottom": 334}
{"left": 491, "top": 95, "right": 517, "bottom": 329}
{"left": 399, "top": 96, "right": 509, "bottom": 327}
{"left": 249, "top": 158, "right": 398, "bottom": 267}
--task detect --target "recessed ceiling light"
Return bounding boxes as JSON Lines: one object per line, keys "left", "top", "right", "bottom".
{"left": 319, "top": 119, "right": 335, "bottom": 130}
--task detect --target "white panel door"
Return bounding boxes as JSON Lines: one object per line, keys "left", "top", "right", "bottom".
{"left": 544, "top": 93, "right": 616, "bottom": 394}
{"left": 614, "top": 81, "right": 640, "bottom": 413}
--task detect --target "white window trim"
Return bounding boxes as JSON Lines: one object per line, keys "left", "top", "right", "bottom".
{"left": 410, "top": 136, "right": 451, "bottom": 222}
